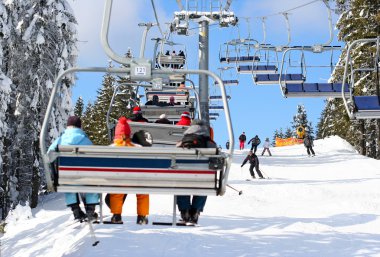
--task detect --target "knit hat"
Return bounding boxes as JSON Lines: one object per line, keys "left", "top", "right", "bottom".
{"left": 181, "top": 111, "right": 191, "bottom": 118}
{"left": 114, "top": 116, "right": 131, "bottom": 140}
{"left": 159, "top": 113, "right": 167, "bottom": 119}
{"left": 133, "top": 106, "right": 142, "bottom": 114}
{"left": 169, "top": 96, "right": 175, "bottom": 102}
{"left": 67, "top": 116, "right": 82, "bottom": 128}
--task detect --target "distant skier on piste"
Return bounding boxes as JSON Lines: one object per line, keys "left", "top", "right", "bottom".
{"left": 241, "top": 151, "right": 265, "bottom": 179}
{"left": 248, "top": 135, "right": 261, "bottom": 154}
{"left": 238, "top": 132, "right": 246, "bottom": 150}
{"left": 303, "top": 128, "right": 315, "bottom": 157}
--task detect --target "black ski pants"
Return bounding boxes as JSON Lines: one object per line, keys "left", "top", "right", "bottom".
{"left": 250, "top": 144, "right": 258, "bottom": 153}
{"left": 249, "top": 164, "right": 264, "bottom": 178}
{"left": 306, "top": 146, "right": 315, "bottom": 155}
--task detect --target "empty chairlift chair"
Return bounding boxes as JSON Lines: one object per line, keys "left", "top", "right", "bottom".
{"left": 341, "top": 37, "right": 380, "bottom": 119}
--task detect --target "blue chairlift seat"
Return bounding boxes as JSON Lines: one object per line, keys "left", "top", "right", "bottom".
{"left": 209, "top": 106, "right": 224, "bottom": 110}
{"left": 284, "top": 83, "right": 350, "bottom": 98}
{"left": 220, "top": 56, "right": 260, "bottom": 63}
{"left": 209, "top": 112, "right": 219, "bottom": 117}
{"left": 255, "top": 74, "right": 305, "bottom": 85}
{"left": 209, "top": 95, "right": 231, "bottom": 101}
{"left": 214, "top": 80, "right": 239, "bottom": 86}
{"left": 353, "top": 96, "right": 380, "bottom": 119}
{"left": 237, "top": 65, "right": 277, "bottom": 74}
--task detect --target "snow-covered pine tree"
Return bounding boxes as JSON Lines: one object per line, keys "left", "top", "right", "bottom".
{"left": 318, "top": 0, "right": 380, "bottom": 158}
{"left": 81, "top": 101, "right": 97, "bottom": 141}
{"left": 0, "top": 2, "right": 12, "bottom": 219}
{"left": 291, "top": 104, "right": 313, "bottom": 136}
{"left": 74, "top": 96, "right": 84, "bottom": 118}
{"left": 284, "top": 127, "right": 293, "bottom": 138}
{"left": 1, "top": 0, "right": 77, "bottom": 212}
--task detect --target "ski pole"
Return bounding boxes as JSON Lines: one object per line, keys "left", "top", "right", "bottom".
{"left": 227, "top": 184, "right": 243, "bottom": 195}
{"left": 260, "top": 168, "right": 270, "bottom": 179}
{"left": 79, "top": 194, "right": 100, "bottom": 246}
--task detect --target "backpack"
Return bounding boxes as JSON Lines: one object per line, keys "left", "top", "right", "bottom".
{"left": 181, "top": 133, "right": 208, "bottom": 148}
{"left": 132, "top": 130, "right": 153, "bottom": 147}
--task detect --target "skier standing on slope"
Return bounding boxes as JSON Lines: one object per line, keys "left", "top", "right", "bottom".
{"left": 238, "top": 132, "right": 246, "bottom": 150}
{"left": 241, "top": 151, "right": 265, "bottom": 179}
{"left": 248, "top": 135, "right": 261, "bottom": 154}
{"left": 303, "top": 128, "right": 315, "bottom": 157}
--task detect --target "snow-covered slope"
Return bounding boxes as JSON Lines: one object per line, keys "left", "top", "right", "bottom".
{"left": 2, "top": 136, "right": 380, "bottom": 257}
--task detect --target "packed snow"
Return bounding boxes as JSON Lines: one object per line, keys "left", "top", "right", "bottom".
{"left": 2, "top": 136, "right": 380, "bottom": 257}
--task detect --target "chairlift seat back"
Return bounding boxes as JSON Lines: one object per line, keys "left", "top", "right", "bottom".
{"left": 129, "top": 121, "right": 188, "bottom": 145}
{"left": 140, "top": 105, "right": 193, "bottom": 122}
{"left": 53, "top": 145, "right": 226, "bottom": 195}
{"left": 157, "top": 55, "right": 185, "bottom": 65}
{"left": 146, "top": 90, "right": 189, "bottom": 104}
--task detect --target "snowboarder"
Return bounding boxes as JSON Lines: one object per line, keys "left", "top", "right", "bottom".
{"left": 48, "top": 116, "right": 99, "bottom": 221}
{"left": 106, "top": 117, "right": 150, "bottom": 224}
{"left": 241, "top": 151, "right": 264, "bottom": 179}
{"left": 261, "top": 138, "right": 272, "bottom": 156}
{"left": 176, "top": 119, "right": 217, "bottom": 224}
{"left": 248, "top": 135, "right": 261, "bottom": 153}
{"left": 303, "top": 131, "right": 315, "bottom": 157}
{"left": 238, "top": 132, "right": 246, "bottom": 150}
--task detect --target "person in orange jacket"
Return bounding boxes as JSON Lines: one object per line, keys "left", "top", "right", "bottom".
{"left": 106, "top": 116, "right": 149, "bottom": 224}
{"left": 176, "top": 111, "right": 191, "bottom": 126}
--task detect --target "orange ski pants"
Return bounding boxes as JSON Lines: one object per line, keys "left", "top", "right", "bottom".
{"left": 109, "top": 194, "right": 149, "bottom": 215}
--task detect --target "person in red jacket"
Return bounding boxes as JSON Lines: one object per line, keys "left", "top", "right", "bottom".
{"left": 176, "top": 111, "right": 191, "bottom": 126}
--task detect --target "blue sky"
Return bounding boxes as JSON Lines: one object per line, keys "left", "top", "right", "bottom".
{"left": 67, "top": 0, "right": 342, "bottom": 148}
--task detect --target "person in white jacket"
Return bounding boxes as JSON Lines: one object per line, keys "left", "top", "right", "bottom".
{"left": 261, "top": 138, "right": 272, "bottom": 156}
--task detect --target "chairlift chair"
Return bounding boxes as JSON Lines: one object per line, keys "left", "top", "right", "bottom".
{"left": 214, "top": 66, "right": 239, "bottom": 86}
{"left": 341, "top": 38, "right": 380, "bottom": 119}
{"left": 278, "top": 46, "right": 350, "bottom": 98}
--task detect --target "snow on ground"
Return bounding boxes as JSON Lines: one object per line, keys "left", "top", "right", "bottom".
{"left": 2, "top": 136, "right": 380, "bottom": 257}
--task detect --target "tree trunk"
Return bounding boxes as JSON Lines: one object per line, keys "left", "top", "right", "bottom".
{"left": 359, "top": 120, "right": 366, "bottom": 155}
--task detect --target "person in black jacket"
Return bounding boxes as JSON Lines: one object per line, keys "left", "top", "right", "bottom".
{"left": 248, "top": 135, "right": 261, "bottom": 153}
{"left": 241, "top": 151, "right": 264, "bottom": 179}
{"left": 155, "top": 114, "right": 172, "bottom": 124}
{"left": 225, "top": 140, "right": 230, "bottom": 150}
{"left": 238, "top": 132, "right": 246, "bottom": 150}
{"left": 303, "top": 133, "right": 315, "bottom": 157}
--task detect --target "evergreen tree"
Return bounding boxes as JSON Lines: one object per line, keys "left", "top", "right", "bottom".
{"left": 284, "top": 127, "right": 293, "bottom": 138}
{"left": 1, "top": 1, "right": 77, "bottom": 214}
{"left": 82, "top": 101, "right": 97, "bottom": 141}
{"left": 291, "top": 104, "right": 313, "bottom": 136}
{"left": 318, "top": 0, "right": 380, "bottom": 158}
{"left": 74, "top": 96, "right": 84, "bottom": 118}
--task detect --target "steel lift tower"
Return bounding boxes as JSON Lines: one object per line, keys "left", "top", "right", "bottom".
{"left": 171, "top": 0, "right": 238, "bottom": 125}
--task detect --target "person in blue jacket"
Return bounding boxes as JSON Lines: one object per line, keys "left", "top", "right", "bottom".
{"left": 48, "top": 116, "right": 99, "bottom": 221}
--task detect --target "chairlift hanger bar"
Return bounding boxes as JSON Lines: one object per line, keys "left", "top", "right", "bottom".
{"left": 176, "top": 0, "right": 184, "bottom": 11}
{"left": 224, "top": 0, "right": 233, "bottom": 11}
